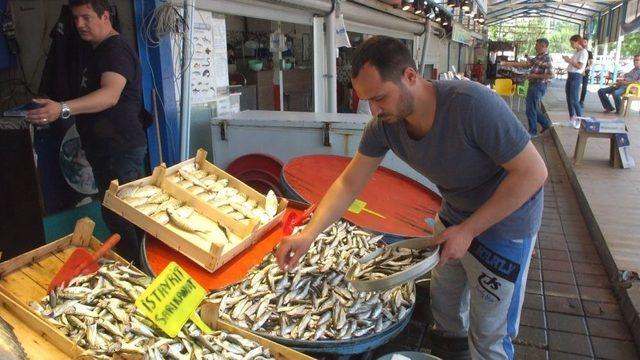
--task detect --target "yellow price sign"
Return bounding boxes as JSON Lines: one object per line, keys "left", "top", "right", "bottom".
{"left": 135, "top": 262, "right": 207, "bottom": 337}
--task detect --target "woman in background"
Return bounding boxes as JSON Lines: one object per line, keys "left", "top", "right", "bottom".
{"left": 563, "top": 34, "right": 588, "bottom": 125}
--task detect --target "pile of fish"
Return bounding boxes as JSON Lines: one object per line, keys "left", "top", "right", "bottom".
{"left": 209, "top": 221, "right": 416, "bottom": 341}
{"left": 30, "top": 259, "right": 275, "bottom": 360}
{"left": 117, "top": 184, "right": 229, "bottom": 243}
{"left": 167, "top": 162, "right": 279, "bottom": 226}
{"left": 351, "top": 247, "right": 434, "bottom": 282}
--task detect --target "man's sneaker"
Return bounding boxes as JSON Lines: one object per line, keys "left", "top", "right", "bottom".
{"left": 427, "top": 330, "right": 471, "bottom": 360}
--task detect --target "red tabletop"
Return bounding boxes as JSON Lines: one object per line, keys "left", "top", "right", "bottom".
{"left": 281, "top": 155, "right": 441, "bottom": 238}
{"left": 144, "top": 203, "right": 308, "bottom": 291}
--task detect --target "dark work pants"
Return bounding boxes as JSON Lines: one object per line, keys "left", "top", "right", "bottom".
{"left": 580, "top": 70, "right": 590, "bottom": 104}
{"left": 86, "top": 146, "right": 147, "bottom": 265}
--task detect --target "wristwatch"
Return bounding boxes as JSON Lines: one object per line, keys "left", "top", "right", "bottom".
{"left": 60, "top": 102, "right": 71, "bottom": 119}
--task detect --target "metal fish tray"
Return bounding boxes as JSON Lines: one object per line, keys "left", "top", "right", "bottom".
{"left": 345, "top": 237, "right": 440, "bottom": 292}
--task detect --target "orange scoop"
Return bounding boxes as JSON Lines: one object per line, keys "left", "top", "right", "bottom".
{"left": 48, "top": 233, "right": 121, "bottom": 291}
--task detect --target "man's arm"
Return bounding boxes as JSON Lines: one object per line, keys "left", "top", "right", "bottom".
{"left": 500, "top": 61, "right": 530, "bottom": 68}
{"left": 275, "top": 152, "right": 384, "bottom": 270}
{"left": 434, "top": 142, "right": 548, "bottom": 263}
{"left": 26, "top": 72, "right": 126, "bottom": 125}
{"left": 529, "top": 72, "right": 555, "bottom": 80}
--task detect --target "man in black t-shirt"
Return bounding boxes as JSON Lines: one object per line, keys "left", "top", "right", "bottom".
{"left": 580, "top": 39, "right": 593, "bottom": 106}
{"left": 27, "top": 0, "right": 146, "bottom": 265}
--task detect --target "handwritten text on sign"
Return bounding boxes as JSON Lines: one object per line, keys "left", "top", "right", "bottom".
{"left": 135, "top": 262, "right": 206, "bottom": 337}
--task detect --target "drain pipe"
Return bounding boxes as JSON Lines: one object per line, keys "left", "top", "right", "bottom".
{"left": 179, "top": 0, "right": 195, "bottom": 161}
{"left": 325, "top": 1, "right": 337, "bottom": 113}
{"left": 419, "top": 21, "right": 432, "bottom": 78}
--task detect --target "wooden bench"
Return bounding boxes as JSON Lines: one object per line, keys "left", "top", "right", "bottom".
{"left": 573, "top": 130, "right": 623, "bottom": 168}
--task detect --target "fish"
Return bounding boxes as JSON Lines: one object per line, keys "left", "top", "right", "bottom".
{"left": 351, "top": 246, "right": 434, "bottom": 281}
{"left": 166, "top": 208, "right": 211, "bottom": 233}
{"left": 0, "top": 315, "right": 27, "bottom": 360}
{"left": 32, "top": 259, "right": 276, "bottom": 359}
{"left": 131, "top": 184, "right": 162, "bottom": 198}
{"left": 209, "top": 220, "right": 415, "bottom": 341}
{"left": 123, "top": 196, "right": 148, "bottom": 207}
{"left": 264, "top": 190, "right": 278, "bottom": 217}
{"left": 116, "top": 185, "right": 139, "bottom": 199}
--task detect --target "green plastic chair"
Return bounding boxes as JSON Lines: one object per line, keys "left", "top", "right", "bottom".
{"left": 516, "top": 80, "right": 529, "bottom": 113}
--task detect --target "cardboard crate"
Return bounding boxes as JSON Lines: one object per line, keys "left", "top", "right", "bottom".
{"left": 0, "top": 218, "right": 311, "bottom": 360}
{"left": 103, "top": 149, "right": 288, "bottom": 272}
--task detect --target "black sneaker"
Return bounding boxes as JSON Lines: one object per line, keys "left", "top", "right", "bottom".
{"left": 427, "top": 330, "right": 471, "bottom": 360}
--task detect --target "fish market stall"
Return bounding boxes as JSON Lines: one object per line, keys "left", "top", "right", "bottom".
{"left": 0, "top": 218, "right": 311, "bottom": 359}
{"left": 142, "top": 204, "right": 431, "bottom": 356}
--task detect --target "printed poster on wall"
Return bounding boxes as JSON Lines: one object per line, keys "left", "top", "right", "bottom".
{"left": 189, "top": 11, "right": 229, "bottom": 104}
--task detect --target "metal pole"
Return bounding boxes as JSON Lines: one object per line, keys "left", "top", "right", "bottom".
{"left": 601, "top": 42, "right": 609, "bottom": 86}
{"left": 179, "top": 0, "right": 195, "bottom": 161}
{"left": 325, "top": 6, "right": 337, "bottom": 113}
{"left": 313, "top": 16, "right": 325, "bottom": 112}
{"left": 274, "top": 21, "right": 284, "bottom": 111}
{"left": 420, "top": 21, "right": 432, "bottom": 78}
{"left": 613, "top": 34, "right": 623, "bottom": 82}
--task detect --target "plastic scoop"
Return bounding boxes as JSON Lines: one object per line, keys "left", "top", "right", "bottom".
{"left": 348, "top": 199, "right": 386, "bottom": 218}
{"left": 48, "top": 233, "right": 121, "bottom": 291}
{"left": 283, "top": 203, "right": 317, "bottom": 236}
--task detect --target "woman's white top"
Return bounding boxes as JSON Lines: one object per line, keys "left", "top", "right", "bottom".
{"left": 567, "top": 49, "right": 588, "bottom": 73}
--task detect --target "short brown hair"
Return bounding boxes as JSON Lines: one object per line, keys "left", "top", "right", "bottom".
{"left": 569, "top": 34, "right": 582, "bottom": 43}
{"left": 69, "top": 0, "right": 111, "bottom": 17}
{"left": 351, "top": 36, "right": 416, "bottom": 82}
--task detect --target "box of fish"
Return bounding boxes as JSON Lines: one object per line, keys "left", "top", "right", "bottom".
{"left": 103, "top": 149, "right": 288, "bottom": 272}
{"left": 208, "top": 221, "right": 416, "bottom": 353}
{"left": 345, "top": 237, "right": 439, "bottom": 292}
{"left": 28, "top": 259, "right": 300, "bottom": 360}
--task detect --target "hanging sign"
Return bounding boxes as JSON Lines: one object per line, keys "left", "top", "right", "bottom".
{"left": 452, "top": 23, "right": 472, "bottom": 45}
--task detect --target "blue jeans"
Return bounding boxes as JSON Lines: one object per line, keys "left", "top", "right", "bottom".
{"left": 86, "top": 146, "right": 147, "bottom": 265}
{"left": 598, "top": 85, "right": 626, "bottom": 113}
{"left": 565, "top": 72, "right": 583, "bottom": 117}
{"left": 525, "top": 82, "right": 551, "bottom": 135}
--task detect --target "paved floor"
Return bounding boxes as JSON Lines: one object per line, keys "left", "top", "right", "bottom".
{"left": 544, "top": 83, "right": 640, "bottom": 275}
{"left": 367, "top": 80, "right": 638, "bottom": 360}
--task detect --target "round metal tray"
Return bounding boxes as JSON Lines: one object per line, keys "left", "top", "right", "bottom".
{"left": 248, "top": 304, "right": 415, "bottom": 356}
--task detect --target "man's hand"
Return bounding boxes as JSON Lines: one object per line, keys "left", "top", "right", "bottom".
{"left": 275, "top": 231, "right": 316, "bottom": 271}
{"left": 25, "top": 99, "right": 62, "bottom": 126}
{"left": 432, "top": 224, "right": 475, "bottom": 265}
{"left": 562, "top": 55, "right": 571, "bottom": 63}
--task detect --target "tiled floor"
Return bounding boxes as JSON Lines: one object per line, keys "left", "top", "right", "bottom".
{"left": 367, "top": 80, "right": 638, "bottom": 360}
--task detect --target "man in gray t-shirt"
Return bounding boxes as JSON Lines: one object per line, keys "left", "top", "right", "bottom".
{"left": 275, "top": 36, "right": 547, "bottom": 360}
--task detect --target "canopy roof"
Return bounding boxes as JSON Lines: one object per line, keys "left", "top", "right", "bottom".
{"left": 485, "top": 0, "right": 621, "bottom": 27}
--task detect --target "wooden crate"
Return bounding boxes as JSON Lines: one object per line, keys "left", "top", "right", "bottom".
{"left": 103, "top": 148, "right": 288, "bottom": 272}
{"left": 0, "top": 218, "right": 311, "bottom": 360}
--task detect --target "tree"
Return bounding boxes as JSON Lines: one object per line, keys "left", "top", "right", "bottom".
{"left": 488, "top": 18, "right": 579, "bottom": 55}
{"left": 622, "top": 32, "right": 640, "bottom": 56}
